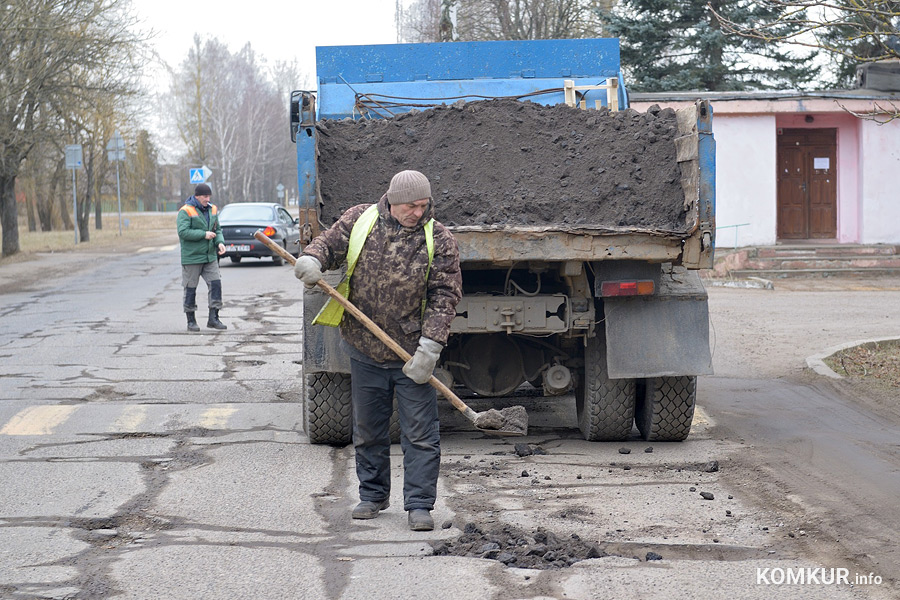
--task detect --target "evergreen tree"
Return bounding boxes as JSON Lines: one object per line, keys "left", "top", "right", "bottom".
{"left": 600, "top": 0, "right": 820, "bottom": 92}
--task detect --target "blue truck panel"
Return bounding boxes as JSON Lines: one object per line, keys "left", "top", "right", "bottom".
{"left": 315, "top": 39, "right": 625, "bottom": 120}
{"left": 316, "top": 39, "right": 620, "bottom": 83}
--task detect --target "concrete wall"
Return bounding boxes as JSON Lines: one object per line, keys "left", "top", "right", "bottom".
{"left": 713, "top": 116, "right": 777, "bottom": 247}
{"left": 860, "top": 118, "right": 900, "bottom": 243}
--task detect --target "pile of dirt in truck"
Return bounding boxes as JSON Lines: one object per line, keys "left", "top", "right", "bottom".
{"left": 315, "top": 98, "right": 686, "bottom": 231}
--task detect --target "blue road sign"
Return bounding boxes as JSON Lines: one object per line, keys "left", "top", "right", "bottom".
{"left": 189, "top": 168, "right": 205, "bottom": 184}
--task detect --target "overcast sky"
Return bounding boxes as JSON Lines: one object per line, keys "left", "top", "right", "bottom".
{"left": 132, "top": 0, "right": 404, "bottom": 86}
{"left": 131, "top": 0, "right": 407, "bottom": 159}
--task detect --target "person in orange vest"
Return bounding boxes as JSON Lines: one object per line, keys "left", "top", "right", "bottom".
{"left": 176, "top": 183, "right": 227, "bottom": 331}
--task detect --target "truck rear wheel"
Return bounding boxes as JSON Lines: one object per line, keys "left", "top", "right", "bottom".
{"left": 304, "top": 372, "right": 353, "bottom": 445}
{"left": 635, "top": 376, "right": 696, "bottom": 441}
{"left": 575, "top": 335, "right": 635, "bottom": 441}
{"left": 303, "top": 372, "right": 401, "bottom": 445}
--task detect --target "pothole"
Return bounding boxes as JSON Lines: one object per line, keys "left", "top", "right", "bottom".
{"left": 432, "top": 523, "right": 605, "bottom": 569}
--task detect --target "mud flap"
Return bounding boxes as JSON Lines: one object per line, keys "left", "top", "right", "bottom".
{"left": 603, "top": 270, "right": 713, "bottom": 379}
{"left": 303, "top": 270, "right": 351, "bottom": 374}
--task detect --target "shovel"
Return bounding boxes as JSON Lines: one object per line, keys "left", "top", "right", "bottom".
{"left": 254, "top": 230, "right": 527, "bottom": 437}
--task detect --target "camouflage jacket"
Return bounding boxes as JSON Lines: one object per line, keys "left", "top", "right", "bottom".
{"left": 303, "top": 195, "right": 462, "bottom": 363}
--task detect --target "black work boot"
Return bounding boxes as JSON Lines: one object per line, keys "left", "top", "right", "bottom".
{"left": 186, "top": 312, "right": 200, "bottom": 332}
{"left": 351, "top": 499, "right": 390, "bottom": 520}
{"left": 408, "top": 509, "right": 434, "bottom": 531}
{"left": 207, "top": 308, "right": 227, "bottom": 330}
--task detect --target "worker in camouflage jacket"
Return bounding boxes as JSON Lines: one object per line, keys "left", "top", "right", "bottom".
{"left": 295, "top": 170, "right": 462, "bottom": 532}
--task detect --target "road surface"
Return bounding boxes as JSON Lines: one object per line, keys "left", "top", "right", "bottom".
{"left": 0, "top": 240, "right": 897, "bottom": 599}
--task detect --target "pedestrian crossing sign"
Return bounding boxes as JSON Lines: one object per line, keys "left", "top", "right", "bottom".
{"left": 189, "top": 168, "right": 205, "bottom": 184}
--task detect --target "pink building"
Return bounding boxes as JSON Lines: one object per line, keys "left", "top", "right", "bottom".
{"left": 631, "top": 88, "right": 900, "bottom": 247}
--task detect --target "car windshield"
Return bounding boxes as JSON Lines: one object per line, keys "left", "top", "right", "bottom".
{"left": 220, "top": 205, "right": 274, "bottom": 222}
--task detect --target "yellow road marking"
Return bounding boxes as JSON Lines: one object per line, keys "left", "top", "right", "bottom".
{"left": 0, "top": 405, "right": 79, "bottom": 435}
{"left": 199, "top": 406, "right": 237, "bottom": 429}
{"left": 112, "top": 406, "right": 147, "bottom": 432}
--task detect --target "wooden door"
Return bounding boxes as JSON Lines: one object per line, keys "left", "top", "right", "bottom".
{"left": 777, "top": 129, "right": 837, "bottom": 240}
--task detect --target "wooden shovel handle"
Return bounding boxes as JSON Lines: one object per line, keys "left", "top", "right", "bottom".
{"left": 253, "top": 231, "right": 478, "bottom": 422}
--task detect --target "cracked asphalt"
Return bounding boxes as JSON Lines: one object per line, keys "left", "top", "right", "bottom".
{"left": 0, "top": 238, "right": 897, "bottom": 599}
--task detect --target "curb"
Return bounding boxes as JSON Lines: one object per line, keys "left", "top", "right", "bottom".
{"left": 703, "top": 276, "right": 774, "bottom": 290}
{"left": 806, "top": 336, "right": 900, "bottom": 379}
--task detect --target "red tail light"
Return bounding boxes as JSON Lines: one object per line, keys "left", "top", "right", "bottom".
{"left": 600, "top": 280, "right": 655, "bottom": 297}
{"left": 262, "top": 226, "right": 277, "bottom": 237}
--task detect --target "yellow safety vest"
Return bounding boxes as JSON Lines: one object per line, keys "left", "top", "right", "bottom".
{"left": 313, "top": 204, "right": 435, "bottom": 327}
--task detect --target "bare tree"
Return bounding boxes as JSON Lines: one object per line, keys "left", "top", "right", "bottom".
{"left": 711, "top": 1, "right": 900, "bottom": 120}
{"left": 402, "top": 0, "right": 612, "bottom": 42}
{"left": 125, "top": 130, "right": 159, "bottom": 210}
{"left": 0, "top": 0, "right": 146, "bottom": 257}
{"left": 166, "top": 38, "right": 308, "bottom": 207}
{"left": 712, "top": 1, "right": 899, "bottom": 62}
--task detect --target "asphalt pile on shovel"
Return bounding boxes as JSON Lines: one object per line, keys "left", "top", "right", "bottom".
{"left": 473, "top": 406, "right": 528, "bottom": 436}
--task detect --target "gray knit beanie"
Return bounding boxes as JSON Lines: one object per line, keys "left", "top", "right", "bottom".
{"left": 386, "top": 170, "right": 431, "bottom": 205}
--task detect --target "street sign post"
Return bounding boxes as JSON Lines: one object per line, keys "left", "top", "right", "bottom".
{"left": 106, "top": 131, "right": 126, "bottom": 235}
{"left": 189, "top": 165, "right": 213, "bottom": 184}
{"left": 65, "top": 145, "right": 83, "bottom": 244}
{"left": 276, "top": 183, "right": 285, "bottom": 205}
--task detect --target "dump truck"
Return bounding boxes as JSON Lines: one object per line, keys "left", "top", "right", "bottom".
{"left": 290, "top": 38, "right": 715, "bottom": 444}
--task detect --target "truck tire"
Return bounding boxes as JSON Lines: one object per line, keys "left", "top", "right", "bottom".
{"left": 303, "top": 372, "right": 401, "bottom": 445}
{"left": 575, "top": 335, "right": 635, "bottom": 441}
{"left": 635, "top": 376, "right": 696, "bottom": 441}
{"left": 304, "top": 372, "right": 352, "bottom": 445}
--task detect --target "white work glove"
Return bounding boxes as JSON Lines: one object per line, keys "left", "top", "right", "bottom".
{"left": 403, "top": 336, "right": 443, "bottom": 384}
{"left": 293, "top": 255, "right": 323, "bottom": 287}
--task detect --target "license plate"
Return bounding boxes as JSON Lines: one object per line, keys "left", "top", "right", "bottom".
{"left": 227, "top": 244, "right": 250, "bottom": 252}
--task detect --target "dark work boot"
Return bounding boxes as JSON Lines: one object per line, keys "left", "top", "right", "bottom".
{"left": 408, "top": 509, "right": 434, "bottom": 531}
{"left": 207, "top": 308, "right": 227, "bottom": 330}
{"left": 351, "top": 499, "right": 390, "bottom": 520}
{"left": 186, "top": 312, "right": 200, "bottom": 332}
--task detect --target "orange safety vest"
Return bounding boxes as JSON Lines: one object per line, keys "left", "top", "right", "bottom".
{"left": 180, "top": 204, "right": 218, "bottom": 218}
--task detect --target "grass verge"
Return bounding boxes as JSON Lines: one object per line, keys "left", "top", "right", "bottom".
{"left": 824, "top": 340, "right": 900, "bottom": 390}
{"left": 0, "top": 213, "right": 177, "bottom": 266}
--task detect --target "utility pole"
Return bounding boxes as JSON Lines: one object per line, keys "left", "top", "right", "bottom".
{"left": 65, "top": 145, "right": 83, "bottom": 244}
{"left": 106, "top": 131, "right": 126, "bottom": 235}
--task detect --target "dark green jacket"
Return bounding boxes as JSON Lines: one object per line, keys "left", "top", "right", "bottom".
{"left": 177, "top": 197, "right": 224, "bottom": 265}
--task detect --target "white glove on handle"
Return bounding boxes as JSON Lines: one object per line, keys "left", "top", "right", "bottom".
{"left": 403, "top": 336, "right": 443, "bottom": 384}
{"left": 294, "top": 255, "right": 323, "bottom": 287}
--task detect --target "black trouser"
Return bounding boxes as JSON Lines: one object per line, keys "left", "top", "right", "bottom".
{"left": 350, "top": 357, "right": 440, "bottom": 511}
